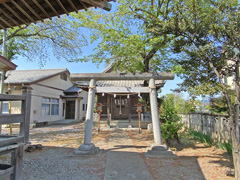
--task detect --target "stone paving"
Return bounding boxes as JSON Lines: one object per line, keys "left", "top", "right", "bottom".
{"left": 104, "top": 130, "right": 153, "bottom": 180}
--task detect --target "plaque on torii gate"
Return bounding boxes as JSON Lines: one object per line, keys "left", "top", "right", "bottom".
{"left": 72, "top": 72, "right": 174, "bottom": 155}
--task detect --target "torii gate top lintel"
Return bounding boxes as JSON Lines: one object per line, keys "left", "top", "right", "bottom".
{"left": 70, "top": 72, "right": 174, "bottom": 81}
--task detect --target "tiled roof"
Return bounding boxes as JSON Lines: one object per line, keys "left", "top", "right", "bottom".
{"left": 97, "top": 80, "right": 145, "bottom": 87}
{"left": 64, "top": 85, "right": 82, "bottom": 93}
{"left": 4, "top": 68, "right": 69, "bottom": 84}
{"left": 75, "top": 80, "right": 165, "bottom": 87}
{"left": 101, "top": 64, "right": 113, "bottom": 73}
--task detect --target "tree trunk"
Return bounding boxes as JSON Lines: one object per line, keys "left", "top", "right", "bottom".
{"left": 232, "top": 133, "right": 240, "bottom": 180}
{"left": 208, "top": 57, "right": 240, "bottom": 179}
{"left": 142, "top": 54, "right": 150, "bottom": 112}
{"left": 231, "top": 114, "right": 240, "bottom": 180}
{"left": 233, "top": 59, "right": 240, "bottom": 180}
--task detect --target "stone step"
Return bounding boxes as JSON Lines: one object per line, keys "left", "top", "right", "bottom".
{"left": 146, "top": 150, "right": 178, "bottom": 158}
{"left": 93, "top": 120, "right": 152, "bottom": 129}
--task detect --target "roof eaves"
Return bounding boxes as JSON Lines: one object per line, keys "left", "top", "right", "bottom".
{"left": 101, "top": 63, "right": 113, "bottom": 73}
{"left": 4, "top": 68, "right": 70, "bottom": 84}
{"left": 30, "top": 69, "right": 69, "bottom": 84}
{"left": 0, "top": 55, "right": 17, "bottom": 71}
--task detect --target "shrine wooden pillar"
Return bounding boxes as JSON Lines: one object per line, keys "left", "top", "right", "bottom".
{"left": 127, "top": 96, "right": 132, "bottom": 127}
{"left": 107, "top": 94, "right": 111, "bottom": 126}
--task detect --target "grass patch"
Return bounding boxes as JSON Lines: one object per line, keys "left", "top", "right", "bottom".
{"left": 187, "top": 128, "right": 232, "bottom": 156}
{"left": 217, "top": 141, "right": 232, "bottom": 156}
{"left": 188, "top": 129, "right": 212, "bottom": 145}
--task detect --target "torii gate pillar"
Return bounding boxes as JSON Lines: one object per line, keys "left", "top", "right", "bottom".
{"left": 149, "top": 78, "right": 162, "bottom": 145}
{"left": 74, "top": 79, "right": 100, "bottom": 155}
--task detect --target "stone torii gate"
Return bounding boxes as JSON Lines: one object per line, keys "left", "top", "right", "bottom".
{"left": 71, "top": 72, "right": 174, "bottom": 155}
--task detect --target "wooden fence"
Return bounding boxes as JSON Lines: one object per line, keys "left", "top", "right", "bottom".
{"left": 0, "top": 87, "right": 32, "bottom": 180}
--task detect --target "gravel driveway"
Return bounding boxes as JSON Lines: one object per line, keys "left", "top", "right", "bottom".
{"left": 1, "top": 122, "right": 234, "bottom": 180}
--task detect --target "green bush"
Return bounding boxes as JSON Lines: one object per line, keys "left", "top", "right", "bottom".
{"left": 217, "top": 141, "right": 232, "bottom": 156}
{"left": 160, "top": 94, "right": 184, "bottom": 143}
{"left": 188, "top": 129, "right": 212, "bottom": 145}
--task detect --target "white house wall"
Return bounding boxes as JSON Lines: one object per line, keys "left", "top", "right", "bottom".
{"left": 30, "top": 74, "right": 73, "bottom": 123}
{"left": 226, "top": 76, "right": 234, "bottom": 89}
{"left": 3, "top": 86, "right": 22, "bottom": 114}
{"left": 30, "top": 84, "right": 64, "bottom": 123}
{"left": 225, "top": 61, "right": 240, "bottom": 89}
{"left": 79, "top": 90, "right": 88, "bottom": 120}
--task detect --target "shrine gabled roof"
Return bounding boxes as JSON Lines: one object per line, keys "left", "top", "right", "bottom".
{"left": 75, "top": 80, "right": 165, "bottom": 88}
{"left": 97, "top": 80, "right": 165, "bottom": 87}
{"left": 101, "top": 63, "right": 113, "bottom": 73}
{"left": 0, "top": 0, "right": 114, "bottom": 30}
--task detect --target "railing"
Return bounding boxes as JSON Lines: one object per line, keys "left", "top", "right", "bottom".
{"left": 0, "top": 87, "right": 32, "bottom": 180}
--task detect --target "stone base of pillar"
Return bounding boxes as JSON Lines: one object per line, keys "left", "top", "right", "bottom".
{"left": 146, "top": 144, "right": 178, "bottom": 158}
{"left": 73, "top": 143, "right": 100, "bottom": 155}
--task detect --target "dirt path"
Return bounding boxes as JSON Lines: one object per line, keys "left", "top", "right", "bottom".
{"left": 2, "top": 122, "right": 233, "bottom": 180}
{"left": 127, "top": 130, "right": 234, "bottom": 180}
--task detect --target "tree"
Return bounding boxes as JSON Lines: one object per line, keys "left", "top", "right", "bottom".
{"left": 171, "top": 1, "right": 240, "bottom": 177}
{"left": 160, "top": 94, "right": 183, "bottom": 146}
{"left": 131, "top": 0, "right": 240, "bottom": 177}
{"left": 206, "top": 93, "right": 235, "bottom": 115}
{"left": 70, "top": 0, "right": 172, "bottom": 73}
{"left": 0, "top": 16, "right": 87, "bottom": 66}
{"left": 163, "top": 93, "right": 197, "bottom": 113}
{"left": 70, "top": 1, "right": 175, "bottom": 112}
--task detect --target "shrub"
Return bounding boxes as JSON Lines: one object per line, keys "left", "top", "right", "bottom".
{"left": 188, "top": 129, "right": 212, "bottom": 145}
{"left": 160, "top": 94, "right": 184, "bottom": 144}
{"left": 217, "top": 141, "right": 232, "bottom": 156}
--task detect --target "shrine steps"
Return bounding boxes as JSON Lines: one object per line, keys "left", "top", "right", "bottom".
{"left": 93, "top": 119, "right": 152, "bottom": 129}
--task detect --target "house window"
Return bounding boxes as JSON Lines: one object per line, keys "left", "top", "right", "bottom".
{"left": 82, "top": 104, "right": 85, "bottom": 111}
{"left": 2, "top": 101, "right": 9, "bottom": 114}
{"left": 42, "top": 98, "right": 59, "bottom": 116}
{"left": 60, "top": 73, "right": 67, "bottom": 81}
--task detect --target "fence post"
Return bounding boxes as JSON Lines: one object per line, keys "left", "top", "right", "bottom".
{"left": 21, "top": 87, "right": 32, "bottom": 143}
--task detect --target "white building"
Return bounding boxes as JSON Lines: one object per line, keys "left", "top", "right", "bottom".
{"left": 3, "top": 69, "right": 88, "bottom": 125}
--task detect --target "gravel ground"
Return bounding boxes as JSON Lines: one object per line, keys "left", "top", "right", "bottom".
{"left": 0, "top": 122, "right": 234, "bottom": 180}
{"left": 23, "top": 147, "right": 107, "bottom": 180}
